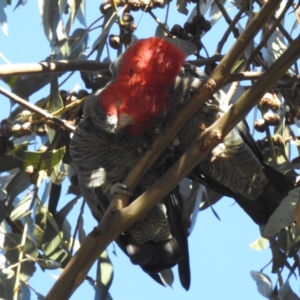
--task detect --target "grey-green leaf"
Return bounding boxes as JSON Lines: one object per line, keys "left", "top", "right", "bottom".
{"left": 264, "top": 188, "right": 299, "bottom": 237}
{"left": 250, "top": 271, "right": 272, "bottom": 299}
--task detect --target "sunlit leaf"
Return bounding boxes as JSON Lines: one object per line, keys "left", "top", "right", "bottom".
{"left": 9, "top": 146, "right": 66, "bottom": 171}
{"left": 249, "top": 236, "right": 269, "bottom": 251}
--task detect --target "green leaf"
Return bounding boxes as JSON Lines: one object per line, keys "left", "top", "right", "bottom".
{"left": 0, "top": 75, "right": 20, "bottom": 88}
{"left": 264, "top": 188, "right": 300, "bottom": 237}
{"left": 49, "top": 74, "right": 64, "bottom": 113}
{"left": 36, "top": 258, "right": 61, "bottom": 270}
{"left": 9, "top": 192, "right": 32, "bottom": 221}
{"left": 10, "top": 146, "right": 66, "bottom": 171}
{"left": 0, "top": 170, "right": 31, "bottom": 223}
{"left": 65, "top": 0, "right": 83, "bottom": 35}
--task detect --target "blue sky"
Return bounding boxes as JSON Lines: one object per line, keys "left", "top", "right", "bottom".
{"left": 0, "top": 1, "right": 299, "bottom": 299}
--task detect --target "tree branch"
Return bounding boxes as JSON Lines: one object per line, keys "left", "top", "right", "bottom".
{"left": 0, "top": 88, "right": 76, "bottom": 132}
{"left": 0, "top": 60, "right": 110, "bottom": 78}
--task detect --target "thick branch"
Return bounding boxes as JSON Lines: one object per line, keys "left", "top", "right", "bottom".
{"left": 0, "top": 60, "right": 109, "bottom": 78}
{"left": 44, "top": 1, "right": 284, "bottom": 299}
{"left": 0, "top": 88, "right": 75, "bottom": 132}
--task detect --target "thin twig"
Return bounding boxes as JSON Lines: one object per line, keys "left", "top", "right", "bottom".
{"left": 188, "top": 55, "right": 224, "bottom": 66}
{"left": 244, "top": 0, "right": 293, "bottom": 71}
{"left": 215, "top": 0, "right": 248, "bottom": 55}
{"left": 0, "top": 88, "right": 76, "bottom": 132}
{"left": 31, "top": 97, "right": 87, "bottom": 125}
{"left": 149, "top": 10, "right": 170, "bottom": 36}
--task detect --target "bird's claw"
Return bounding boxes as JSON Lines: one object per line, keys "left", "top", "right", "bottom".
{"left": 110, "top": 183, "right": 132, "bottom": 197}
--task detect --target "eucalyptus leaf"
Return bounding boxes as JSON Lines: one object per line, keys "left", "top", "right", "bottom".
{"left": 65, "top": 0, "right": 83, "bottom": 35}
{"left": 249, "top": 236, "right": 269, "bottom": 251}
{"left": 0, "top": 0, "right": 8, "bottom": 36}
{"left": 9, "top": 146, "right": 66, "bottom": 171}
{"left": 264, "top": 188, "right": 300, "bottom": 237}
{"left": 250, "top": 271, "right": 272, "bottom": 299}
{"left": 0, "top": 170, "right": 31, "bottom": 223}
{"left": 36, "top": 258, "right": 61, "bottom": 269}
{"left": 9, "top": 192, "right": 32, "bottom": 221}
{"left": 278, "top": 280, "right": 300, "bottom": 300}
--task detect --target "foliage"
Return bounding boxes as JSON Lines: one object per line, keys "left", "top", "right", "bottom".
{"left": 0, "top": 0, "right": 300, "bottom": 299}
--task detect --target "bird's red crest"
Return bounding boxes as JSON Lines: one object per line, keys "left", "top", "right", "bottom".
{"left": 99, "top": 37, "right": 186, "bottom": 135}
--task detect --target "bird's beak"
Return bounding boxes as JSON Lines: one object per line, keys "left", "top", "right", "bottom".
{"left": 115, "top": 113, "right": 133, "bottom": 132}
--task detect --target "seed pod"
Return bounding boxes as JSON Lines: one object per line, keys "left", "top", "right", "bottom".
{"left": 184, "top": 22, "right": 197, "bottom": 35}
{"left": 153, "top": 0, "right": 164, "bottom": 7}
{"left": 285, "top": 112, "right": 295, "bottom": 125}
{"left": 109, "top": 34, "right": 121, "bottom": 49}
{"left": 202, "top": 20, "right": 211, "bottom": 32}
{"left": 123, "top": 21, "right": 137, "bottom": 33}
{"left": 100, "top": 2, "right": 112, "bottom": 14}
{"left": 127, "top": 0, "right": 141, "bottom": 11}
{"left": 122, "top": 13, "right": 134, "bottom": 22}
{"left": 77, "top": 89, "right": 89, "bottom": 99}
{"left": 35, "top": 124, "right": 48, "bottom": 136}
{"left": 290, "top": 106, "right": 300, "bottom": 119}
{"left": 60, "top": 90, "right": 68, "bottom": 104}
{"left": 170, "top": 24, "right": 187, "bottom": 39}
{"left": 121, "top": 33, "right": 132, "bottom": 46}
{"left": 254, "top": 119, "right": 266, "bottom": 132}
{"left": 192, "top": 14, "right": 206, "bottom": 26}
{"left": 263, "top": 112, "right": 280, "bottom": 126}
{"left": 259, "top": 92, "right": 281, "bottom": 111}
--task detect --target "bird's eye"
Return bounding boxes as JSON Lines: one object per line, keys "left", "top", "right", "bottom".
{"left": 129, "top": 68, "right": 133, "bottom": 75}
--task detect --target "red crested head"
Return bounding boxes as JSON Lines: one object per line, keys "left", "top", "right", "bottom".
{"left": 118, "top": 37, "right": 186, "bottom": 89}
{"left": 99, "top": 80, "right": 168, "bottom": 136}
{"left": 98, "top": 38, "right": 186, "bottom": 136}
